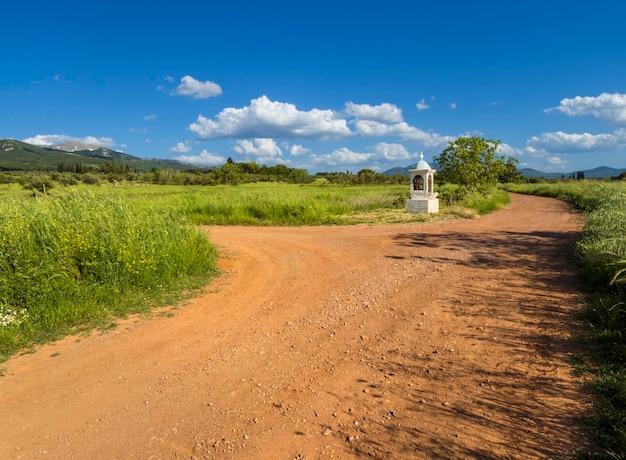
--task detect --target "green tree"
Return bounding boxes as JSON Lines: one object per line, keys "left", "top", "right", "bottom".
{"left": 434, "top": 137, "right": 518, "bottom": 191}
{"left": 357, "top": 168, "right": 375, "bottom": 184}
{"left": 499, "top": 156, "right": 522, "bottom": 183}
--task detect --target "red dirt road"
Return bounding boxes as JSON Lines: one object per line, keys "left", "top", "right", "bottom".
{"left": 0, "top": 194, "right": 593, "bottom": 459}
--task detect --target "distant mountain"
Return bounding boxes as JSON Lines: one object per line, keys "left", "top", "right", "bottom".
{"left": 381, "top": 165, "right": 413, "bottom": 176}
{"left": 518, "top": 168, "right": 563, "bottom": 179}
{"left": 519, "top": 166, "right": 626, "bottom": 179}
{"left": 382, "top": 161, "right": 440, "bottom": 177}
{"left": 382, "top": 162, "right": 626, "bottom": 180}
{"left": 575, "top": 166, "right": 626, "bottom": 179}
{"left": 0, "top": 138, "right": 196, "bottom": 172}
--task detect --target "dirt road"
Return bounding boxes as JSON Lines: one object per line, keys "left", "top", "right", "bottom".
{"left": 0, "top": 193, "right": 593, "bottom": 459}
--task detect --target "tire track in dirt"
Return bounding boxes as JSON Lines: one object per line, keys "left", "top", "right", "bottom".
{"left": 0, "top": 194, "right": 593, "bottom": 459}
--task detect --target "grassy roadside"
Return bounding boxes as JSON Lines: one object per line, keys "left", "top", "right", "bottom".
{"left": 0, "top": 191, "right": 218, "bottom": 361}
{"left": 505, "top": 181, "right": 626, "bottom": 459}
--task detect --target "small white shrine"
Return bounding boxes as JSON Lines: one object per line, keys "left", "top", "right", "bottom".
{"left": 406, "top": 153, "right": 439, "bottom": 213}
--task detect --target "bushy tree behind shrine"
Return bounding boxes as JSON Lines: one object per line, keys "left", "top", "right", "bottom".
{"left": 434, "top": 137, "right": 519, "bottom": 191}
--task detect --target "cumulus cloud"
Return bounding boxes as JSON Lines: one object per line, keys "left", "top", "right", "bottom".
{"left": 143, "top": 114, "right": 158, "bottom": 120}
{"left": 527, "top": 130, "right": 626, "bottom": 153}
{"left": 373, "top": 142, "right": 414, "bottom": 161}
{"left": 289, "top": 144, "right": 311, "bottom": 156}
{"left": 234, "top": 138, "right": 283, "bottom": 163}
{"left": 344, "top": 102, "right": 403, "bottom": 123}
{"left": 169, "top": 141, "right": 191, "bottom": 153}
{"left": 172, "top": 75, "right": 223, "bottom": 99}
{"left": 450, "top": 102, "right": 457, "bottom": 109}
{"left": 416, "top": 98, "right": 430, "bottom": 110}
{"left": 354, "top": 120, "right": 410, "bottom": 137}
{"left": 496, "top": 142, "right": 524, "bottom": 157}
{"left": 546, "top": 92, "right": 626, "bottom": 125}
{"left": 189, "top": 96, "right": 352, "bottom": 141}
{"left": 547, "top": 156, "right": 567, "bottom": 166}
{"left": 174, "top": 149, "right": 226, "bottom": 166}
{"left": 310, "top": 147, "right": 376, "bottom": 167}
{"left": 23, "top": 134, "right": 116, "bottom": 148}
{"left": 354, "top": 120, "right": 453, "bottom": 147}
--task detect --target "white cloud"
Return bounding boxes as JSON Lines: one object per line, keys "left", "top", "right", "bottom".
{"left": 82, "top": 136, "right": 115, "bottom": 147}
{"left": 310, "top": 147, "right": 376, "bottom": 167}
{"left": 450, "top": 102, "right": 457, "bottom": 109}
{"left": 344, "top": 102, "right": 403, "bottom": 123}
{"left": 289, "top": 144, "right": 311, "bottom": 156}
{"left": 527, "top": 130, "right": 626, "bottom": 153}
{"left": 354, "top": 120, "right": 407, "bottom": 137}
{"left": 143, "top": 114, "right": 158, "bottom": 120}
{"left": 172, "top": 75, "right": 222, "bottom": 99}
{"left": 169, "top": 141, "right": 191, "bottom": 153}
{"left": 233, "top": 138, "right": 283, "bottom": 163}
{"left": 373, "top": 142, "right": 414, "bottom": 161}
{"left": 546, "top": 92, "right": 626, "bottom": 125}
{"left": 23, "top": 134, "right": 116, "bottom": 148}
{"left": 174, "top": 149, "right": 226, "bottom": 166}
{"left": 354, "top": 120, "right": 453, "bottom": 147}
{"left": 496, "top": 142, "right": 524, "bottom": 157}
{"left": 416, "top": 98, "right": 429, "bottom": 110}
{"left": 189, "top": 95, "right": 352, "bottom": 141}
{"left": 547, "top": 156, "right": 567, "bottom": 166}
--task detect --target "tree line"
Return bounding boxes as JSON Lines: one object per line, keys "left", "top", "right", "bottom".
{"left": 0, "top": 158, "right": 409, "bottom": 192}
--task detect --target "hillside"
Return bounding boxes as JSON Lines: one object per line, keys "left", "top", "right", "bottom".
{"left": 0, "top": 139, "right": 194, "bottom": 172}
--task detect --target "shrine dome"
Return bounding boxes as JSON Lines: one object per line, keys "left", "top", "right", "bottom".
{"left": 414, "top": 153, "right": 434, "bottom": 171}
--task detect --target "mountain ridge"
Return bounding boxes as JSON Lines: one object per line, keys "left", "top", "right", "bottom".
{"left": 0, "top": 138, "right": 194, "bottom": 172}
{"left": 382, "top": 163, "right": 626, "bottom": 179}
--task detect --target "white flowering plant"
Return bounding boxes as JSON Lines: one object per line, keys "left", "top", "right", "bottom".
{"left": 0, "top": 303, "right": 29, "bottom": 328}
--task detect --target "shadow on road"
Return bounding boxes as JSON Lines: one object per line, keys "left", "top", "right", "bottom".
{"left": 340, "top": 228, "right": 591, "bottom": 458}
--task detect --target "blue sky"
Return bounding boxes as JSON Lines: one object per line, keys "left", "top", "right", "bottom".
{"left": 2, "top": 1, "right": 625, "bottom": 173}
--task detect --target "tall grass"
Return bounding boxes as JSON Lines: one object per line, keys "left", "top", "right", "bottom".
{"left": 68, "top": 183, "right": 413, "bottom": 225}
{"left": 461, "top": 187, "right": 511, "bottom": 214}
{"left": 573, "top": 184, "right": 626, "bottom": 459}
{"left": 65, "top": 182, "right": 509, "bottom": 225}
{"left": 0, "top": 191, "right": 218, "bottom": 360}
{"left": 172, "top": 183, "right": 410, "bottom": 225}
{"left": 507, "top": 181, "right": 626, "bottom": 458}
